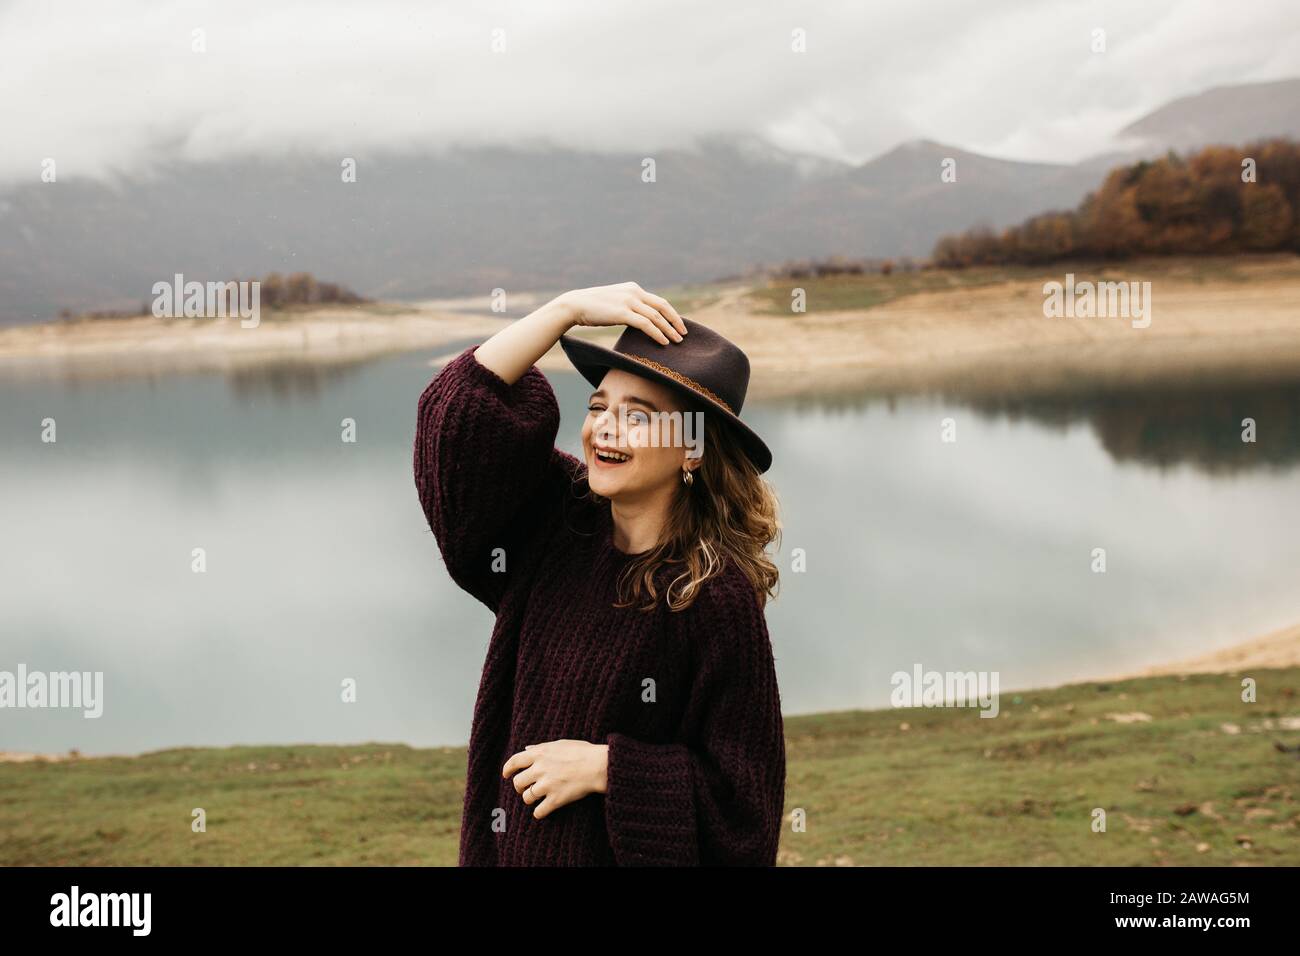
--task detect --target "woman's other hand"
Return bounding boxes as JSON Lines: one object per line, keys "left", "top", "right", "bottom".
{"left": 503, "top": 739, "right": 609, "bottom": 819}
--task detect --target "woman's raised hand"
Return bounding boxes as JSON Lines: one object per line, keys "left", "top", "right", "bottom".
{"left": 472, "top": 281, "right": 686, "bottom": 386}
{"left": 556, "top": 281, "right": 687, "bottom": 345}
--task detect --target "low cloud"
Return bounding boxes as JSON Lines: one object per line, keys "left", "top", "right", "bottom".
{"left": 1, "top": 0, "right": 1296, "bottom": 186}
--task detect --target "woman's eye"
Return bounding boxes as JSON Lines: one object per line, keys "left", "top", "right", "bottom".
{"left": 587, "top": 404, "right": 605, "bottom": 414}
{"left": 629, "top": 411, "right": 650, "bottom": 425}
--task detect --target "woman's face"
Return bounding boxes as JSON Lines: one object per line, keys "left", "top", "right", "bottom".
{"left": 582, "top": 368, "right": 703, "bottom": 500}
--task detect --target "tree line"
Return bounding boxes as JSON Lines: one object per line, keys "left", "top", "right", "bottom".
{"left": 933, "top": 138, "right": 1300, "bottom": 267}
{"left": 59, "top": 272, "right": 367, "bottom": 320}
{"left": 250, "top": 272, "right": 367, "bottom": 308}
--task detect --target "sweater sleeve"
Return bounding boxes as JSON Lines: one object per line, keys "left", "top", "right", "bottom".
{"left": 602, "top": 573, "right": 787, "bottom": 866}
{"left": 413, "top": 345, "right": 577, "bottom": 612}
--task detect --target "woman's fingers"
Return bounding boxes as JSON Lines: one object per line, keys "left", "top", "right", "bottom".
{"left": 629, "top": 300, "right": 682, "bottom": 343}
{"left": 566, "top": 284, "right": 686, "bottom": 343}
{"left": 643, "top": 292, "right": 687, "bottom": 336}
{"left": 627, "top": 310, "right": 671, "bottom": 345}
{"left": 532, "top": 793, "right": 558, "bottom": 818}
{"left": 512, "top": 764, "right": 542, "bottom": 795}
{"left": 532, "top": 785, "right": 574, "bottom": 818}
{"left": 501, "top": 749, "right": 536, "bottom": 778}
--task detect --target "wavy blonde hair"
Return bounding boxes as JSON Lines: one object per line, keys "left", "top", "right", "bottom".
{"left": 588, "top": 411, "right": 781, "bottom": 612}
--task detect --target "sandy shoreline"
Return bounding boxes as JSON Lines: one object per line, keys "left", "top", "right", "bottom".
{"left": 5, "top": 258, "right": 1300, "bottom": 399}
{"left": 0, "top": 305, "right": 509, "bottom": 382}
{"left": 439, "top": 257, "right": 1300, "bottom": 400}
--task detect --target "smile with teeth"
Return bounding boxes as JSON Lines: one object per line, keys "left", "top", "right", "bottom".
{"left": 595, "top": 447, "right": 631, "bottom": 464}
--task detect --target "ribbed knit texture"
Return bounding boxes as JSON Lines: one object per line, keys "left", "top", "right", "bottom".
{"left": 413, "top": 346, "right": 787, "bottom": 866}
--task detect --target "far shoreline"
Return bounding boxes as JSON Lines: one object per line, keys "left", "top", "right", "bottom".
{"left": 5, "top": 256, "right": 1300, "bottom": 401}
{"left": 0, "top": 303, "right": 510, "bottom": 384}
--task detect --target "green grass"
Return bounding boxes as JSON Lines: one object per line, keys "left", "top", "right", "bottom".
{"left": 778, "top": 669, "right": 1300, "bottom": 866}
{"left": 3, "top": 670, "right": 1297, "bottom": 866}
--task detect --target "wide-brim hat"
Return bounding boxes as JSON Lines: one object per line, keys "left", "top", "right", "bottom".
{"left": 559, "top": 316, "right": 772, "bottom": 474}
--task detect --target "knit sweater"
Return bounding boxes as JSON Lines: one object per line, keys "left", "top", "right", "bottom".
{"left": 413, "top": 346, "right": 787, "bottom": 866}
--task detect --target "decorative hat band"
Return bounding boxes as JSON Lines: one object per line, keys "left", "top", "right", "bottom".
{"left": 623, "top": 353, "right": 736, "bottom": 415}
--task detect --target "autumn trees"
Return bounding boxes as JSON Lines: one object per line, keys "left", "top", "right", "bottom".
{"left": 257, "top": 272, "right": 367, "bottom": 308}
{"left": 933, "top": 139, "right": 1300, "bottom": 267}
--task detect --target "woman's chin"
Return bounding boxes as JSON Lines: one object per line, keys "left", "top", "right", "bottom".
{"left": 587, "top": 462, "right": 634, "bottom": 499}
{"left": 588, "top": 473, "right": 622, "bottom": 498}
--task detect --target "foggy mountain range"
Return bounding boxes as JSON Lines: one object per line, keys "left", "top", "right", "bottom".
{"left": 1, "top": 77, "right": 1297, "bottom": 326}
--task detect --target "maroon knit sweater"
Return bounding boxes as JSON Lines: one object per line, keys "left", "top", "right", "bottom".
{"left": 413, "top": 346, "right": 787, "bottom": 866}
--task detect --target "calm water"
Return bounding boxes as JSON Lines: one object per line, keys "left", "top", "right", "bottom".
{"left": 3, "top": 348, "right": 1300, "bottom": 756}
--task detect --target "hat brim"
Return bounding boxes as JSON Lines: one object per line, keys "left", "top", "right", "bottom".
{"left": 559, "top": 333, "right": 773, "bottom": 474}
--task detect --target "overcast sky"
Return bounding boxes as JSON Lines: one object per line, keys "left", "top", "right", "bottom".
{"left": 2, "top": 0, "right": 1297, "bottom": 186}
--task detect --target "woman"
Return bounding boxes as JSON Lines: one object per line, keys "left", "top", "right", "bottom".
{"left": 413, "top": 281, "right": 786, "bottom": 866}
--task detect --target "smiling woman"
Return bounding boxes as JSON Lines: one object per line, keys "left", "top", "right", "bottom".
{"left": 582, "top": 370, "right": 703, "bottom": 523}
{"left": 413, "top": 281, "right": 787, "bottom": 866}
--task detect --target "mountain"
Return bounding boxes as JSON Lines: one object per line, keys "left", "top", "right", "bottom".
{"left": 1118, "top": 78, "right": 1300, "bottom": 154}
{"left": 754, "top": 140, "right": 1103, "bottom": 263}
{"left": 1, "top": 79, "right": 1296, "bottom": 326}
{"left": 0, "top": 137, "right": 846, "bottom": 325}
{"left": 0, "top": 137, "right": 1105, "bottom": 325}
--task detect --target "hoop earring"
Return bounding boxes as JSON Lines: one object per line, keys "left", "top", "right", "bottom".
{"left": 682, "top": 469, "right": 694, "bottom": 487}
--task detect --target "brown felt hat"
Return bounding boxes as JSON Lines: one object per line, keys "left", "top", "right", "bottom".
{"left": 559, "top": 317, "right": 772, "bottom": 474}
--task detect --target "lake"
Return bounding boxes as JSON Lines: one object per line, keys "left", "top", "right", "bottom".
{"left": 3, "top": 346, "right": 1299, "bottom": 756}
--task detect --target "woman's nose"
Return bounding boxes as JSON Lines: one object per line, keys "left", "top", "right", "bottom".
{"left": 594, "top": 410, "right": 617, "bottom": 441}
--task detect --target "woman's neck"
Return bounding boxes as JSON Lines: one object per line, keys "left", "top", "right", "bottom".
{"left": 609, "top": 493, "right": 670, "bottom": 555}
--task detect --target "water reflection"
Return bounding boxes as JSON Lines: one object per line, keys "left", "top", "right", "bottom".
{"left": 766, "top": 379, "right": 1300, "bottom": 474}
{"left": 12, "top": 346, "right": 1300, "bottom": 474}
{"left": 0, "top": 352, "right": 380, "bottom": 402}
{"left": 225, "top": 359, "right": 369, "bottom": 403}
{"left": 968, "top": 386, "right": 1300, "bottom": 474}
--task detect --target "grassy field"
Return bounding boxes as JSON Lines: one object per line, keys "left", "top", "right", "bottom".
{"left": 3, "top": 669, "right": 1297, "bottom": 866}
